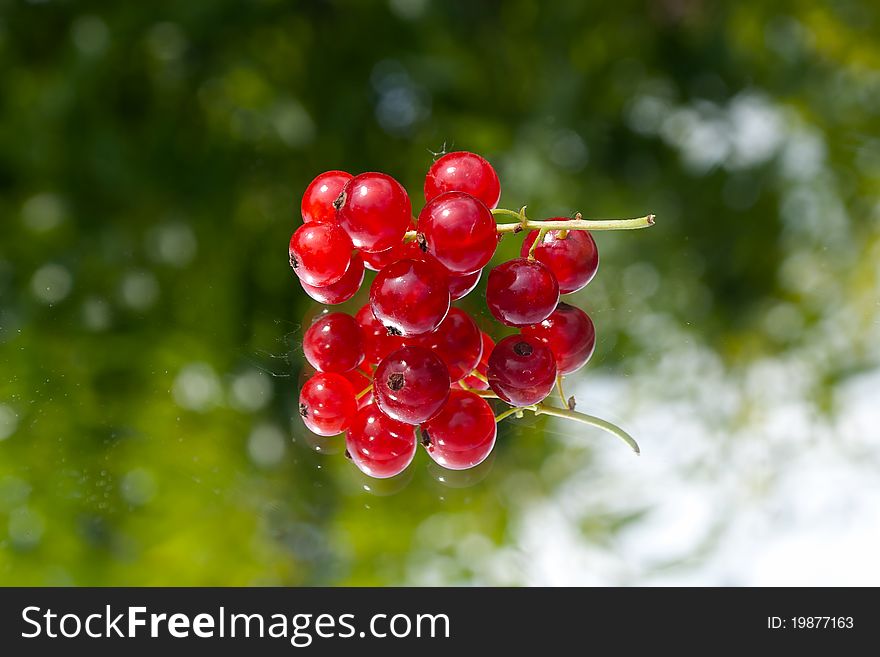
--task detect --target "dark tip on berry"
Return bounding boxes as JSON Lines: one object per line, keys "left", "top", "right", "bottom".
{"left": 416, "top": 232, "right": 428, "bottom": 252}
{"left": 567, "top": 395, "right": 577, "bottom": 411}
{"left": 344, "top": 449, "right": 352, "bottom": 460}
{"left": 332, "top": 190, "right": 346, "bottom": 210}
{"left": 386, "top": 325, "right": 402, "bottom": 337}
{"left": 421, "top": 429, "right": 432, "bottom": 448}
{"left": 289, "top": 253, "right": 299, "bottom": 270}
{"left": 299, "top": 403, "right": 308, "bottom": 418}
{"left": 387, "top": 372, "right": 405, "bottom": 391}
{"left": 513, "top": 341, "right": 533, "bottom": 357}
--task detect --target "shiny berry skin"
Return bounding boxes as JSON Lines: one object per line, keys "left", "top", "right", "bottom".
{"left": 414, "top": 308, "right": 482, "bottom": 382}
{"left": 522, "top": 303, "right": 596, "bottom": 375}
{"left": 289, "top": 222, "right": 353, "bottom": 287}
{"left": 355, "top": 303, "right": 404, "bottom": 366}
{"left": 486, "top": 258, "right": 560, "bottom": 326}
{"left": 345, "top": 405, "right": 417, "bottom": 478}
{"left": 417, "top": 191, "right": 497, "bottom": 275}
{"left": 424, "top": 151, "right": 501, "bottom": 209}
{"left": 300, "top": 251, "right": 364, "bottom": 304}
{"left": 362, "top": 246, "right": 399, "bottom": 272}
{"left": 521, "top": 224, "right": 599, "bottom": 294}
{"left": 370, "top": 258, "right": 450, "bottom": 336}
{"left": 487, "top": 335, "right": 557, "bottom": 406}
{"left": 374, "top": 346, "right": 450, "bottom": 424}
{"left": 422, "top": 390, "right": 497, "bottom": 470}
{"left": 454, "top": 332, "right": 493, "bottom": 390}
{"left": 303, "top": 312, "right": 364, "bottom": 373}
{"left": 301, "top": 170, "right": 352, "bottom": 224}
{"left": 336, "top": 172, "right": 411, "bottom": 253}
{"left": 448, "top": 269, "right": 481, "bottom": 300}
{"left": 299, "top": 372, "right": 358, "bottom": 436}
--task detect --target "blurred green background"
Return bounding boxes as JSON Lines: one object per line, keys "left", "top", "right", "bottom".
{"left": 1, "top": 0, "right": 879, "bottom": 586}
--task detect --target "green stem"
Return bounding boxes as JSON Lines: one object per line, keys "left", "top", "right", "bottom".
{"left": 405, "top": 208, "right": 654, "bottom": 240}
{"left": 528, "top": 227, "right": 549, "bottom": 259}
{"left": 492, "top": 207, "right": 655, "bottom": 233}
{"left": 355, "top": 384, "right": 373, "bottom": 400}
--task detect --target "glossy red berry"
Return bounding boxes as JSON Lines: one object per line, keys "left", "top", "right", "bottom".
{"left": 521, "top": 224, "right": 599, "bottom": 294}
{"left": 355, "top": 303, "right": 404, "bottom": 366}
{"left": 362, "top": 246, "right": 399, "bottom": 272}
{"left": 336, "top": 172, "right": 411, "bottom": 253}
{"left": 300, "top": 251, "right": 364, "bottom": 304}
{"left": 303, "top": 312, "right": 364, "bottom": 373}
{"left": 289, "top": 222, "right": 353, "bottom": 287}
{"left": 422, "top": 390, "right": 497, "bottom": 470}
{"left": 486, "top": 258, "right": 559, "bottom": 326}
{"left": 299, "top": 372, "right": 358, "bottom": 436}
{"left": 370, "top": 258, "right": 450, "bottom": 336}
{"left": 301, "top": 170, "right": 352, "bottom": 224}
{"left": 424, "top": 151, "right": 501, "bottom": 209}
{"left": 374, "top": 346, "right": 450, "bottom": 424}
{"left": 454, "top": 332, "right": 493, "bottom": 390}
{"left": 414, "top": 307, "right": 482, "bottom": 382}
{"left": 448, "top": 269, "right": 481, "bottom": 301}
{"left": 345, "top": 405, "right": 417, "bottom": 478}
{"left": 417, "top": 191, "right": 497, "bottom": 274}
{"left": 487, "top": 335, "right": 557, "bottom": 406}
{"left": 522, "top": 303, "right": 596, "bottom": 375}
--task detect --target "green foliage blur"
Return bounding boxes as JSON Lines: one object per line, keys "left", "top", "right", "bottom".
{"left": 1, "top": 0, "right": 878, "bottom": 585}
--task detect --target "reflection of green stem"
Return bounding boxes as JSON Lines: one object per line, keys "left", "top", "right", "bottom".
{"left": 556, "top": 375, "right": 567, "bottom": 407}
{"left": 351, "top": 367, "right": 372, "bottom": 382}
{"left": 494, "top": 406, "right": 521, "bottom": 422}
{"left": 469, "top": 370, "right": 489, "bottom": 384}
{"left": 478, "top": 388, "right": 640, "bottom": 454}
{"left": 531, "top": 405, "right": 640, "bottom": 455}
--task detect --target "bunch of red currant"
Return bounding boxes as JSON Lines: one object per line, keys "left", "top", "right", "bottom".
{"left": 290, "top": 151, "right": 653, "bottom": 478}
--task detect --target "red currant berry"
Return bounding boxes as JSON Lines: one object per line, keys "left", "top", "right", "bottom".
{"left": 521, "top": 224, "right": 599, "bottom": 294}
{"left": 522, "top": 303, "right": 596, "bottom": 375}
{"left": 486, "top": 258, "right": 559, "bottom": 326}
{"left": 299, "top": 372, "right": 357, "bottom": 436}
{"left": 300, "top": 251, "right": 365, "bottom": 304}
{"left": 303, "top": 312, "right": 364, "bottom": 373}
{"left": 370, "top": 258, "right": 450, "bottom": 336}
{"left": 301, "top": 170, "right": 352, "bottom": 224}
{"left": 448, "top": 269, "right": 481, "bottom": 301}
{"left": 345, "top": 405, "right": 417, "bottom": 478}
{"left": 289, "top": 222, "right": 353, "bottom": 287}
{"left": 454, "top": 331, "right": 494, "bottom": 390}
{"left": 424, "top": 151, "right": 501, "bottom": 209}
{"left": 342, "top": 367, "right": 372, "bottom": 402}
{"left": 335, "top": 172, "right": 411, "bottom": 253}
{"left": 487, "top": 335, "right": 557, "bottom": 406}
{"left": 414, "top": 307, "right": 482, "bottom": 382}
{"left": 422, "top": 390, "right": 497, "bottom": 470}
{"left": 417, "top": 191, "right": 497, "bottom": 274}
{"left": 362, "top": 246, "right": 399, "bottom": 272}
{"left": 374, "top": 346, "right": 450, "bottom": 424}
{"left": 355, "top": 303, "right": 404, "bottom": 366}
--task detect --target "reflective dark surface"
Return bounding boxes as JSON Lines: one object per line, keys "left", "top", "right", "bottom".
{"left": 1, "top": 0, "right": 878, "bottom": 585}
